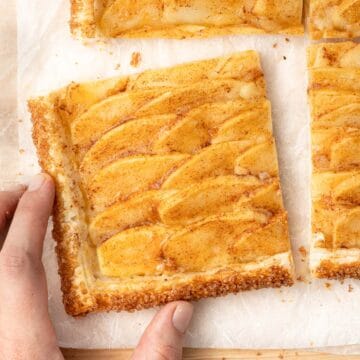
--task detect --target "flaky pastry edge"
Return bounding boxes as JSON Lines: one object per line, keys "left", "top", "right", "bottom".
{"left": 29, "top": 86, "right": 294, "bottom": 317}
{"left": 310, "top": 235, "right": 360, "bottom": 279}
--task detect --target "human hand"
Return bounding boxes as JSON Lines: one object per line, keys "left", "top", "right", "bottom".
{"left": 0, "top": 174, "right": 62, "bottom": 360}
{"left": 0, "top": 173, "right": 194, "bottom": 360}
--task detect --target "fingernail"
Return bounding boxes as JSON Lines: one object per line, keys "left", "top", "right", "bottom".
{"left": 27, "top": 174, "right": 46, "bottom": 192}
{"left": 172, "top": 302, "right": 194, "bottom": 334}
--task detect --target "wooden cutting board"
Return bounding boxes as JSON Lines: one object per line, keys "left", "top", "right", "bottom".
{"left": 62, "top": 348, "right": 360, "bottom": 359}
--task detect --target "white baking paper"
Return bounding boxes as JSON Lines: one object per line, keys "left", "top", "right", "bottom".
{"left": 7, "top": 0, "right": 360, "bottom": 351}
{"left": 0, "top": 0, "right": 18, "bottom": 186}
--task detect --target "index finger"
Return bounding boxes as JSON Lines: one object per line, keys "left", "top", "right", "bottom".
{"left": 0, "top": 186, "right": 25, "bottom": 230}
{"left": 0, "top": 187, "right": 26, "bottom": 250}
{"left": 2, "top": 174, "right": 55, "bottom": 260}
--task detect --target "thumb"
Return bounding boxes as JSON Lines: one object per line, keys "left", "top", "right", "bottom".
{"left": 132, "top": 301, "right": 194, "bottom": 360}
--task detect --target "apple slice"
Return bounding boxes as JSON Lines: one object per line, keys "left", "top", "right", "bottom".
{"left": 159, "top": 175, "right": 265, "bottom": 226}
{"left": 213, "top": 109, "right": 271, "bottom": 144}
{"left": 310, "top": 90, "right": 360, "bottom": 128}
{"left": 310, "top": 68, "right": 360, "bottom": 93}
{"left": 338, "top": 0, "right": 360, "bottom": 23}
{"left": 162, "top": 141, "right": 254, "bottom": 189}
{"left": 58, "top": 77, "right": 128, "bottom": 124}
{"left": 97, "top": 225, "right": 171, "bottom": 278}
{"left": 247, "top": 181, "right": 283, "bottom": 212}
{"left": 312, "top": 171, "right": 357, "bottom": 200}
{"left": 89, "top": 190, "right": 175, "bottom": 245}
{"left": 334, "top": 208, "right": 360, "bottom": 249}
{"left": 87, "top": 154, "right": 189, "bottom": 213}
{"left": 235, "top": 140, "right": 278, "bottom": 177}
{"left": 334, "top": 173, "right": 360, "bottom": 204}
{"left": 71, "top": 88, "right": 166, "bottom": 158}
{"left": 80, "top": 114, "right": 176, "bottom": 180}
{"left": 230, "top": 214, "right": 289, "bottom": 262}
{"left": 330, "top": 135, "right": 360, "bottom": 169}
{"left": 162, "top": 210, "right": 270, "bottom": 272}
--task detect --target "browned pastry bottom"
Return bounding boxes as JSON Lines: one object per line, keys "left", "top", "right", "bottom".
{"left": 315, "top": 261, "right": 360, "bottom": 280}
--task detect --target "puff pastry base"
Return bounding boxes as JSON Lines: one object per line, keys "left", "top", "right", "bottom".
{"left": 29, "top": 52, "right": 294, "bottom": 316}
{"left": 308, "top": 42, "right": 360, "bottom": 279}
{"left": 70, "top": 0, "right": 304, "bottom": 39}
{"left": 309, "top": 0, "right": 360, "bottom": 39}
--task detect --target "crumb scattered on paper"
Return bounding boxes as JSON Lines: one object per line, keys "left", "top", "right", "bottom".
{"left": 348, "top": 284, "right": 354, "bottom": 293}
{"left": 131, "top": 52, "right": 142, "bottom": 67}
{"left": 325, "top": 282, "right": 332, "bottom": 290}
{"left": 298, "top": 246, "right": 307, "bottom": 257}
{"left": 273, "top": 43, "right": 278, "bottom": 48}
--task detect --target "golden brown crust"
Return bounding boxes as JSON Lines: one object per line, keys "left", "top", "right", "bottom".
{"left": 29, "top": 97, "right": 97, "bottom": 316}
{"left": 29, "top": 54, "right": 294, "bottom": 316}
{"left": 315, "top": 260, "right": 360, "bottom": 279}
{"left": 93, "top": 265, "right": 293, "bottom": 313}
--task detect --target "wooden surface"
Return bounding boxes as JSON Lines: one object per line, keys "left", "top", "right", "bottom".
{"left": 62, "top": 348, "right": 360, "bottom": 359}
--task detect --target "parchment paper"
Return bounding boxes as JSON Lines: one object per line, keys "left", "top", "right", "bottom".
{"left": 8, "top": 0, "right": 360, "bottom": 351}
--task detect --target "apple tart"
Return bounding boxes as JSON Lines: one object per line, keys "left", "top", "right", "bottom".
{"left": 308, "top": 42, "right": 360, "bottom": 278}
{"left": 29, "top": 52, "right": 294, "bottom": 316}
{"left": 71, "top": 0, "right": 304, "bottom": 38}
{"left": 309, "top": 0, "right": 360, "bottom": 39}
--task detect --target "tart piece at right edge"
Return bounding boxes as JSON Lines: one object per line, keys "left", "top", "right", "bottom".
{"left": 308, "top": 41, "right": 360, "bottom": 279}
{"left": 309, "top": 0, "right": 360, "bottom": 39}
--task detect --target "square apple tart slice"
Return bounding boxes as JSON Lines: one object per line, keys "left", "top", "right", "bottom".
{"left": 29, "top": 52, "right": 294, "bottom": 316}
{"left": 308, "top": 42, "right": 360, "bottom": 278}
{"left": 71, "top": 0, "right": 304, "bottom": 38}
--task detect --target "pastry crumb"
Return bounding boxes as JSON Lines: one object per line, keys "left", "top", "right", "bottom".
{"left": 285, "top": 37, "right": 290, "bottom": 42}
{"left": 283, "top": 56, "right": 287, "bottom": 60}
{"left": 348, "top": 284, "right": 354, "bottom": 292}
{"left": 131, "top": 52, "right": 142, "bottom": 67}
{"left": 115, "top": 63, "right": 121, "bottom": 70}
{"left": 273, "top": 43, "right": 278, "bottom": 48}
{"left": 324, "top": 282, "right": 331, "bottom": 289}
{"left": 19, "top": 148, "right": 25, "bottom": 154}
{"left": 296, "top": 275, "right": 304, "bottom": 282}
{"left": 298, "top": 246, "right": 307, "bottom": 257}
